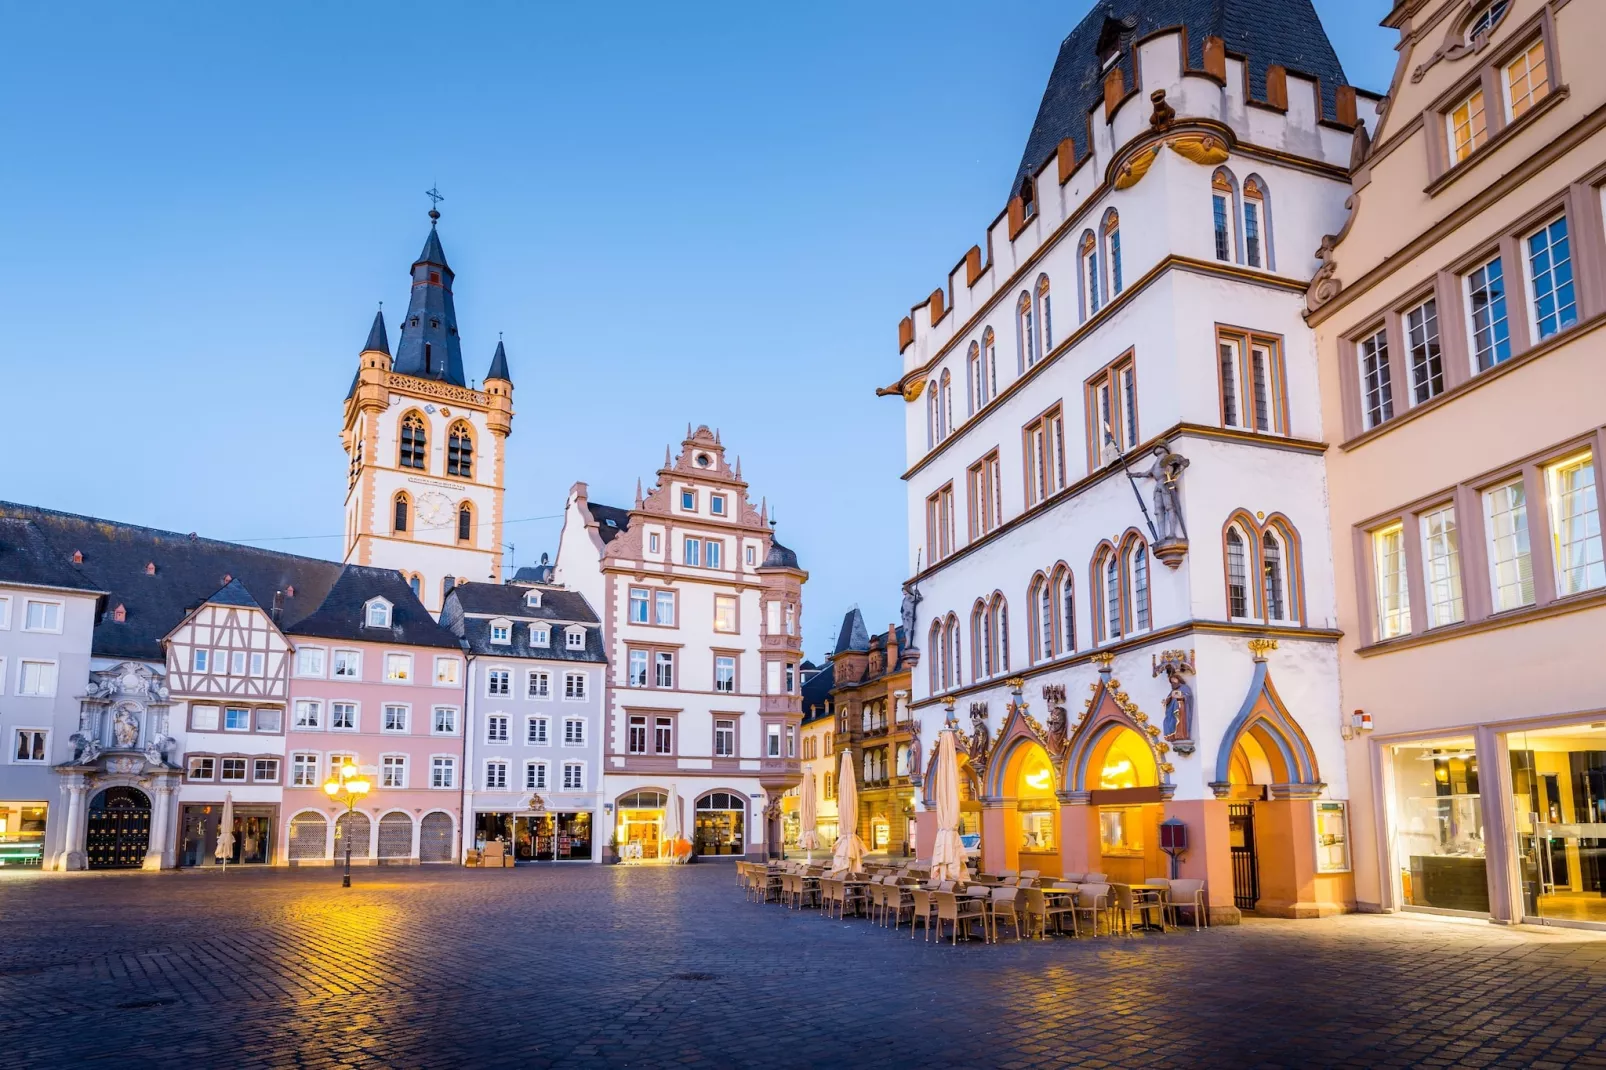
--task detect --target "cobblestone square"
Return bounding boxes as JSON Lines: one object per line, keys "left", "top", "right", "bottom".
{"left": 4, "top": 863, "right": 1606, "bottom": 1068}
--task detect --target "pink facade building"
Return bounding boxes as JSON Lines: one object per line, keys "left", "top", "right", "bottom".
{"left": 283, "top": 568, "right": 466, "bottom": 864}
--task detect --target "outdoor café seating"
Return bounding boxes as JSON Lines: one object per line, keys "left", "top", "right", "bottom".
{"left": 935, "top": 890, "right": 987, "bottom": 944}
{"left": 989, "top": 886, "right": 1025, "bottom": 941}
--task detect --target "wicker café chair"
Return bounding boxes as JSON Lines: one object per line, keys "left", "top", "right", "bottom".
{"left": 1166, "top": 879, "right": 1209, "bottom": 930}
{"left": 820, "top": 877, "right": 843, "bottom": 918}
{"left": 1074, "top": 883, "right": 1112, "bottom": 936}
{"left": 841, "top": 879, "right": 871, "bottom": 919}
{"left": 989, "top": 886, "right": 1025, "bottom": 942}
{"left": 911, "top": 888, "right": 937, "bottom": 941}
{"left": 1023, "top": 887, "right": 1076, "bottom": 938}
{"left": 936, "top": 891, "right": 987, "bottom": 945}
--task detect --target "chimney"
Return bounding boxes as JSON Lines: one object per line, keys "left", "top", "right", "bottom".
{"left": 271, "top": 591, "right": 284, "bottom": 622}
{"left": 887, "top": 624, "right": 900, "bottom": 665}
{"left": 444, "top": 575, "right": 456, "bottom": 596}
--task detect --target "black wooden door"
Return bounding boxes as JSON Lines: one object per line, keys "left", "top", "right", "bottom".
{"left": 86, "top": 787, "right": 151, "bottom": 869}
{"left": 1229, "top": 803, "right": 1260, "bottom": 911}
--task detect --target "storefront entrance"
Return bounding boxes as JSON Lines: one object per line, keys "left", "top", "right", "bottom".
{"left": 1508, "top": 722, "right": 1606, "bottom": 927}
{"left": 616, "top": 791, "right": 667, "bottom": 860}
{"left": 179, "top": 803, "right": 275, "bottom": 867}
{"left": 0, "top": 802, "right": 47, "bottom": 866}
{"left": 693, "top": 792, "right": 746, "bottom": 856}
{"left": 512, "top": 812, "right": 594, "bottom": 861}
{"left": 1387, "top": 736, "right": 1488, "bottom": 914}
{"left": 86, "top": 787, "right": 150, "bottom": 869}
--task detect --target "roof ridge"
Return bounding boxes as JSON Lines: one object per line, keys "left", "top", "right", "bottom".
{"left": 0, "top": 501, "right": 343, "bottom": 568}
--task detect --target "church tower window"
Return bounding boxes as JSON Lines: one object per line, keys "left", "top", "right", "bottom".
{"left": 447, "top": 422, "right": 474, "bottom": 478}
{"left": 393, "top": 492, "right": 410, "bottom": 534}
{"left": 457, "top": 503, "right": 473, "bottom": 544}
{"left": 400, "top": 413, "right": 427, "bottom": 470}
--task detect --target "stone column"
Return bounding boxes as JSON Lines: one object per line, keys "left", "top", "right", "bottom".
{"left": 144, "top": 778, "right": 176, "bottom": 870}
{"left": 58, "top": 773, "right": 89, "bottom": 871}
{"left": 1057, "top": 791, "right": 1094, "bottom": 876}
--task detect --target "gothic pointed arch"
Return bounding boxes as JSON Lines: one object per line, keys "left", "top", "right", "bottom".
{"left": 1211, "top": 657, "right": 1323, "bottom": 798}
{"left": 399, "top": 410, "right": 428, "bottom": 470}
{"left": 982, "top": 694, "right": 1062, "bottom": 799}
{"left": 446, "top": 420, "right": 474, "bottom": 478}
{"left": 921, "top": 740, "right": 981, "bottom": 807}
{"left": 1061, "top": 666, "right": 1174, "bottom": 797}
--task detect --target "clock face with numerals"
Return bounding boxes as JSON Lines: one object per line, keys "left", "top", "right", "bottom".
{"left": 416, "top": 490, "right": 455, "bottom": 527}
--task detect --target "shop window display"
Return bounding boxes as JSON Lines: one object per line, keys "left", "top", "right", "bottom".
{"left": 1508, "top": 722, "right": 1606, "bottom": 927}
{"left": 1389, "top": 739, "right": 1487, "bottom": 913}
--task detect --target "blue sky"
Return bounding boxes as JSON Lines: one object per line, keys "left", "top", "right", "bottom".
{"left": 0, "top": 1, "right": 1395, "bottom": 661}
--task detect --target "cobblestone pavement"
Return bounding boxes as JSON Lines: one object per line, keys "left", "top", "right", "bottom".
{"left": 4, "top": 864, "right": 1606, "bottom": 1069}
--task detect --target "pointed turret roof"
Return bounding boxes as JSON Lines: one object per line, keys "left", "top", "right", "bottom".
{"left": 392, "top": 217, "right": 467, "bottom": 386}
{"left": 362, "top": 309, "right": 390, "bottom": 355}
{"left": 834, "top": 607, "right": 870, "bottom": 655}
{"left": 486, "top": 339, "right": 511, "bottom": 383}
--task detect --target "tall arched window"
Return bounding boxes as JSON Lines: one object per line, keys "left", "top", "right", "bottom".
{"left": 970, "top": 600, "right": 987, "bottom": 680}
{"left": 399, "top": 412, "right": 427, "bottom": 470}
{"left": 1099, "top": 549, "right": 1122, "bottom": 642}
{"left": 1102, "top": 209, "right": 1123, "bottom": 297}
{"left": 1226, "top": 526, "right": 1251, "bottom": 618}
{"left": 944, "top": 614, "right": 962, "bottom": 689}
{"left": 982, "top": 328, "right": 997, "bottom": 400}
{"left": 408, "top": 574, "right": 422, "bottom": 599}
{"left": 447, "top": 421, "right": 474, "bottom": 478}
{"left": 1053, "top": 564, "right": 1075, "bottom": 654}
{"left": 929, "top": 620, "right": 944, "bottom": 693}
{"left": 1029, "top": 573, "right": 1052, "bottom": 663}
{"left": 939, "top": 370, "right": 953, "bottom": 440}
{"left": 1127, "top": 540, "right": 1151, "bottom": 633}
{"left": 1017, "top": 292, "right": 1035, "bottom": 372}
{"left": 1036, "top": 274, "right": 1053, "bottom": 354}
{"left": 457, "top": 503, "right": 473, "bottom": 544}
{"left": 1243, "top": 174, "right": 1275, "bottom": 271}
{"left": 926, "top": 380, "right": 940, "bottom": 449}
{"left": 393, "top": 491, "right": 410, "bottom": 534}
{"left": 966, "top": 342, "right": 981, "bottom": 415}
{"left": 991, "top": 594, "right": 1010, "bottom": 673}
{"left": 1212, "top": 169, "right": 1239, "bottom": 263}
{"left": 1262, "top": 530, "right": 1286, "bottom": 621}
{"left": 1080, "top": 231, "right": 1101, "bottom": 318}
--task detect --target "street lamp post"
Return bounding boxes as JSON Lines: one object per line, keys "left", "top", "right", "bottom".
{"left": 323, "top": 762, "right": 371, "bottom": 888}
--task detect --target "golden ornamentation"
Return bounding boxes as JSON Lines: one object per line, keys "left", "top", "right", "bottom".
{"left": 1114, "top": 146, "right": 1160, "bottom": 190}
{"left": 1166, "top": 133, "right": 1230, "bottom": 167}
{"left": 903, "top": 379, "right": 926, "bottom": 403}
{"left": 1248, "top": 637, "right": 1280, "bottom": 661}
{"left": 388, "top": 373, "right": 487, "bottom": 407}
{"left": 1091, "top": 652, "right": 1116, "bottom": 670}
{"left": 1159, "top": 762, "right": 1176, "bottom": 775}
{"left": 1005, "top": 676, "right": 1027, "bottom": 691}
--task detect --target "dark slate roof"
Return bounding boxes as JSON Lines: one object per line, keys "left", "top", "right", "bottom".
{"left": 0, "top": 517, "right": 106, "bottom": 595}
{"left": 834, "top": 608, "right": 869, "bottom": 655}
{"left": 287, "top": 566, "right": 460, "bottom": 649}
{"left": 510, "top": 563, "right": 555, "bottom": 584}
{"left": 761, "top": 539, "right": 800, "bottom": 570}
{"left": 440, "top": 581, "right": 606, "bottom": 663}
{"left": 1012, "top": 0, "right": 1350, "bottom": 194}
{"left": 392, "top": 223, "right": 467, "bottom": 387}
{"left": 486, "top": 339, "right": 511, "bottom": 383}
{"left": 203, "top": 578, "right": 261, "bottom": 608}
{"left": 589, "top": 503, "right": 632, "bottom": 545}
{"left": 801, "top": 661, "right": 835, "bottom": 723}
{"left": 0, "top": 502, "right": 345, "bottom": 661}
{"left": 363, "top": 309, "right": 390, "bottom": 355}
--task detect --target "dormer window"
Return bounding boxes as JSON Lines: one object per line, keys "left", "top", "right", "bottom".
{"left": 532, "top": 625, "right": 550, "bottom": 648}
{"left": 490, "top": 620, "right": 512, "bottom": 644}
{"left": 525, "top": 590, "right": 543, "bottom": 610}
{"left": 1020, "top": 178, "right": 1036, "bottom": 220}
{"left": 364, "top": 598, "right": 392, "bottom": 628}
{"left": 565, "top": 627, "right": 586, "bottom": 650}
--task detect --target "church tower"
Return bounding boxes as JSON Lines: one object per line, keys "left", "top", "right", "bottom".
{"left": 341, "top": 206, "right": 513, "bottom": 611}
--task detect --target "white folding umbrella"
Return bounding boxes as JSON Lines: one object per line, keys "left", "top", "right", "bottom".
{"left": 829, "top": 750, "right": 865, "bottom": 875}
{"left": 214, "top": 792, "right": 236, "bottom": 872}
{"left": 931, "top": 729, "right": 967, "bottom": 883}
{"left": 666, "top": 786, "right": 685, "bottom": 863}
{"left": 798, "top": 770, "right": 819, "bottom": 858}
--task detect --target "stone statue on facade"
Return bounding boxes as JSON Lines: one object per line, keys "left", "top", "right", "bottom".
{"left": 967, "top": 704, "right": 991, "bottom": 765}
{"left": 111, "top": 705, "right": 140, "bottom": 749}
{"left": 899, "top": 579, "right": 923, "bottom": 650}
{"left": 1135, "top": 444, "right": 1190, "bottom": 542}
{"left": 69, "top": 732, "right": 102, "bottom": 766}
{"left": 1152, "top": 649, "right": 1197, "bottom": 755}
{"left": 1045, "top": 703, "right": 1068, "bottom": 756}
{"left": 144, "top": 732, "right": 176, "bottom": 768}
{"left": 907, "top": 721, "right": 923, "bottom": 784}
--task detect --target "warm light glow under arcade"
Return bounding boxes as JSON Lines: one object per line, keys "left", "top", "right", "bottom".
{"left": 1018, "top": 748, "right": 1056, "bottom": 799}
{"left": 1099, "top": 729, "right": 1154, "bottom": 790}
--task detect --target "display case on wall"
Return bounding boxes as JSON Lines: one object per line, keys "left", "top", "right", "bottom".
{"left": 1313, "top": 800, "right": 1350, "bottom": 873}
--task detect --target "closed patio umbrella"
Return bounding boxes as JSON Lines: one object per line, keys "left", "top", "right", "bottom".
{"left": 215, "top": 792, "right": 236, "bottom": 872}
{"left": 667, "top": 787, "right": 689, "bottom": 863}
{"left": 798, "top": 769, "right": 819, "bottom": 858}
{"left": 931, "top": 729, "right": 966, "bottom": 883}
{"left": 829, "top": 750, "right": 865, "bottom": 875}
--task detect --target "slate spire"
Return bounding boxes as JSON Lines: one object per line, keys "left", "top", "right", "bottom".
{"left": 486, "top": 338, "right": 511, "bottom": 383}
{"left": 362, "top": 308, "right": 390, "bottom": 355}
{"left": 392, "top": 211, "right": 467, "bottom": 386}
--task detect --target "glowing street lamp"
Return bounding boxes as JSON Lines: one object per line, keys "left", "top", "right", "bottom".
{"left": 323, "top": 762, "right": 371, "bottom": 888}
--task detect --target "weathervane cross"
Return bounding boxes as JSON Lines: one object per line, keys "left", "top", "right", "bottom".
{"left": 425, "top": 185, "right": 445, "bottom": 209}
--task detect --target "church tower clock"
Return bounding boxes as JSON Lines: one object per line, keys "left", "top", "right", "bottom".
{"left": 341, "top": 205, "right": 514, "bottom": 611}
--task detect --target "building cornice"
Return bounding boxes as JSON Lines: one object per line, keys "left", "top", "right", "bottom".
{"left": 1355, "top": 585, "right": 1606, "bottom": 658}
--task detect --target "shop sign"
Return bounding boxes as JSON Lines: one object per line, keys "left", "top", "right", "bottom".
{"left": 1313, "top": 800, "right": 1351, "bottom": 873}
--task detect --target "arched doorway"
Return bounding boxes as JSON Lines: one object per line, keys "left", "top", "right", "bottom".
{"left": 694, "top": 791, "right": 746, "bottom": 857}
{"left": 288, "top": 811, "right": 328, "bottom": 863}
{"left": 617, "top": 790, "right": 667, "bottom": 860}
{"left": 86, "top": 786, "right": 150, "bottom": 869}
{"left": 1083, "top": 725, "right": 1165, "bottom": 885}
{"left": 1014, "top": 743, "right": 1058, "bottom": 873}
{"left": 419, "top": 811, "right": 454, "bottom": 862}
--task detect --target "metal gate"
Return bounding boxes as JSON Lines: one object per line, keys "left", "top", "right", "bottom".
{"left": 377, "top": 812, "right": 413, "bottom": 860}
{"left": 86, "top": 787, "right": 151, "bottom": 869}
{"left": 419, "top": 812, "right": 453, "bottom": 862}
{"left": 1229, "top": 803, "right": 1260, "bottom": 911}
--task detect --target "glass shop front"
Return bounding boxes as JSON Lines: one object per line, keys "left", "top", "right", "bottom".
{"left": 1388, "top": 737, "right": 1488, "bottom": 914}
{"left": 1506, "top": 720, "right": 1606, "bottom": 928}
{"left": 475, "top": 811, "right": 594, "bottom": 861}
{"left": 0, "top": 802, "right": 47, "bottom": 866}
